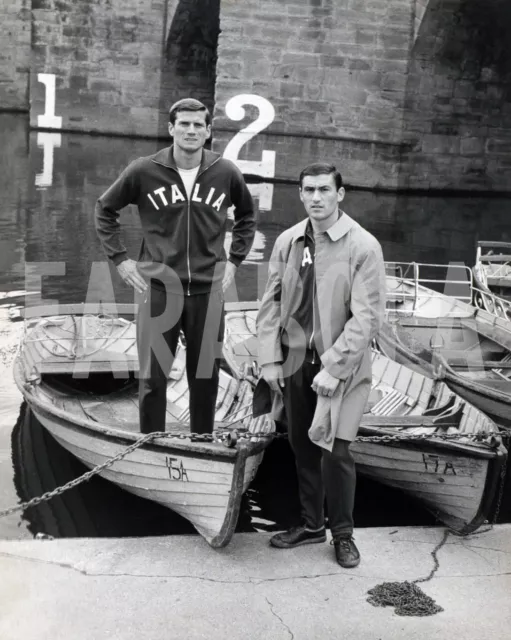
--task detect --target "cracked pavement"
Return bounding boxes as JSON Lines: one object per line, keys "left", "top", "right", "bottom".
{"left": 0, "top": 526, "right": 510, "bottom": 639}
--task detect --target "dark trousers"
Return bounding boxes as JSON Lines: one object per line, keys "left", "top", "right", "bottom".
{"left": 282, "top": 354, "right": 356, "bottom": 538}
{"left": 136, "top": 287, "right": 225, "bottom": 434}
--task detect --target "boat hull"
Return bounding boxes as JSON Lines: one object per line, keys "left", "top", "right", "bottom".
{"left": 351, "top": 434, "right": 504, "bottom": 534}
{"left": 30, "top": 401, "right": 264, "bottom": 547}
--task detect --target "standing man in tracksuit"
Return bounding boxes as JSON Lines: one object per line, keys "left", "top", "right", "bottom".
{"left": 95, "top": 98, "right": 255, "bottom": 434}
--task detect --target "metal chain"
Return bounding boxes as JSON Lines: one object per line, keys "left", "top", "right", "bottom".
{"left": 413, "top": 529, "right": 450, "bottom": 585}
{"left": 272, "top": 430, "right": 505, "bottom": 447}
{"left": 0, "top": 426, "right": 253, "bottom": 519}
{"left": 354, "top": 431, "right": 502, "bottom": 445}
{"left": 0, "top": 423, "right": 507, "bottom": 520}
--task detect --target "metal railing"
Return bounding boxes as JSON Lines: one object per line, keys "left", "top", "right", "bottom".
{"left": 385, "top": 260, "right": 511, "bottom": 323}
{"left": 385, "top": 262, "right": 474, "bottom": 310}
{"left": 472, "top": 285, "right": 511, "bottom": 321}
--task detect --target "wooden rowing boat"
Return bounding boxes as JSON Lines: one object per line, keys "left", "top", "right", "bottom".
{"left": 473, "top": 241, "right": 511, "bottom": 301}
{"left": 223, "top": 306, "right": 507, "bottom": 535}
{"left": 13, "top": 306, "right": 275, "bottom": 548}
{"left": 383, "top": 274, "right": 511, "bottom": 429}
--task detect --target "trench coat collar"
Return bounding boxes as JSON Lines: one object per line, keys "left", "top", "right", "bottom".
{"left": 290, "top": 210, "right": 355, "bottom": 244}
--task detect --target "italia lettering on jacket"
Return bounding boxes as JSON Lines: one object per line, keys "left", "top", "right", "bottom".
{"left": 146, "top": 183, "right": 226, "bottom": 211}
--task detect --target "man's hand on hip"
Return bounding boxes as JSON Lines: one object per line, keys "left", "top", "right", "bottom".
{"left": 261, "top": 363, "right": 285, "bottom": 396}
{"left": 117, "top": 259, "right": 147, "bottom": 294}
{"left": 222, "top": 261, "right": 237, "bottom": 292}
{"left": 312, "top": 368, "right": 340, "bottom": 398}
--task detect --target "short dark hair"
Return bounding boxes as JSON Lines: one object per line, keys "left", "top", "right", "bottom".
{"left": 169, "top": 98, "right": 211, "bottom": 126}
{"left": 299, "top": 163, "right": 343, "bottom": 190}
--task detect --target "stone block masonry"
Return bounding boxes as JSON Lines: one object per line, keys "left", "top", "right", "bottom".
{"left": 0, "top": 0, "right": 31, "bottom": 110}
{"left": 399, "top": 0, "right": 511, "bottom": 192}
{"left": 29, "top": 0, "right": 220, "bottom": 138}
{"left": 3, "top": 0, "right": 511, "bottom": 192}
{"left": 30, "top": 0, "right": 169, "bottom": 137}
{"left": 213, "top": 0, "right": 511, "bottom": 192}
{"left": 213, "top": 0, "right": 415, "bottom": 188}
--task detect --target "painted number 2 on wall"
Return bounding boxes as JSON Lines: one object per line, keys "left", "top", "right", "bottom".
{"left": 222, "top": 94, "right": 276, "bottom": 211}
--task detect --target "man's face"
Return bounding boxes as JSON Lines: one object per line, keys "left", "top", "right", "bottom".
{"left": 169, "top": 110, "right": 211, "bottom": 152}
{"left": 299, "top": 173, "right": 345, "bottom": 221}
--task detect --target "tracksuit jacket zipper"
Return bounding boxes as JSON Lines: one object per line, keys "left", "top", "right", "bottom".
{"left": 161, "top": 158, "right": 221, "bottom": 296}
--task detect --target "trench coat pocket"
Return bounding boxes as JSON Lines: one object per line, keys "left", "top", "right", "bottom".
{"left": 308, "top": 381, "right": 346, "bottom": 452}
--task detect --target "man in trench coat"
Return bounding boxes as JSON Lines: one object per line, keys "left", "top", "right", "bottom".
{"left": 256, "top": 162, "right": 386, "bottom": 568}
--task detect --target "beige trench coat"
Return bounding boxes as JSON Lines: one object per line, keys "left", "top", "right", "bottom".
{"left": 256, "top": 212, "right": 386, "bottom": 450}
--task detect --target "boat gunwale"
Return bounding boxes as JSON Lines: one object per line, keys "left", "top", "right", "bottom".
{"left": 357, "top": 423, "right": 505, "bottom": 460}
{"left": 378, "top": 324, "right": 511, "bottom": 408}
{"left": 14, "top": 358, "right": 270, "bottom": 460}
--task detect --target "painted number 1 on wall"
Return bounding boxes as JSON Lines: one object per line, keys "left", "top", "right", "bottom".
{"left": 35, "top": 73, "right": 62, "bottom": 188}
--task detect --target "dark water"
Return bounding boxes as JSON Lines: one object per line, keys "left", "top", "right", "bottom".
{"left": 1, "top": 112, "right": 510, "bottom": 539}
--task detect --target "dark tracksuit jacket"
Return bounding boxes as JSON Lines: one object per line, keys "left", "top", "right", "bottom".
{"left": 95, "top": 146, "right": 255, "bottom": 295}
{"left": 282, "top": 220, "right": 321, "bottom": 363}
{"left": 95, "top": 146, "right": 255, "bottom": 434}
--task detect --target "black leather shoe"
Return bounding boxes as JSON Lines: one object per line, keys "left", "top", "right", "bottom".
{"left": 270, "top": 524, "right": 327, "bottom": 548}
{"left": 332, "top": 536, "right": 360, "bottom": 568}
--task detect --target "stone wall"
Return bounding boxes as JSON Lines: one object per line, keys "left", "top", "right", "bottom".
{"left": 400, "top": 0, "right": 511, "bottom": 191}
{"left": 213, "top": 0, "right": 414, "bottom": 188}
{"left": 29, "top": 0, "right": 220, "bottom": 137}
{"left": 0, "top": 0, "right": 31, "bottom": 110}
{"left": 213, "top": 0, "right": 511, "bottom": 192}
{"left": 4, "top": 0, "right": 511, "bottom": 193}
{"left": 30, "top": 0, "right": 170, "bottom": 136}
{"left": 158, "top": 0, "right": 220, "bottom": 134}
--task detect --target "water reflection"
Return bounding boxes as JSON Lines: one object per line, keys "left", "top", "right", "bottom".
{"left": 12, "top": 403, "right": 196, "bottom": 538}
{"left": 3, "top": 112, "right": 511, "bottom": 304}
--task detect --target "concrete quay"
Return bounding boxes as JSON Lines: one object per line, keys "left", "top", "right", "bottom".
{"left": 0, "top": 525, "right": 510, "bottom": 640}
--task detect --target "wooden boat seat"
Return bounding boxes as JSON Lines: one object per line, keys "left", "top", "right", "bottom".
{"left": 369, "top": 389, "right": 411, "bottom": 417}
{"left": 392, "top": 316, "right": 473, "bottom": 328}
{"left": 21, "top": 303, "right": 138, "bottom": 319}
{"left": 423, "top": 394, "right": 457, "bottom": 417}
{"left": 35, "top": 353, "right": 139, "bottom": 376}
{"left": 361, "top": 409, "right": 463, "bottom": 430}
